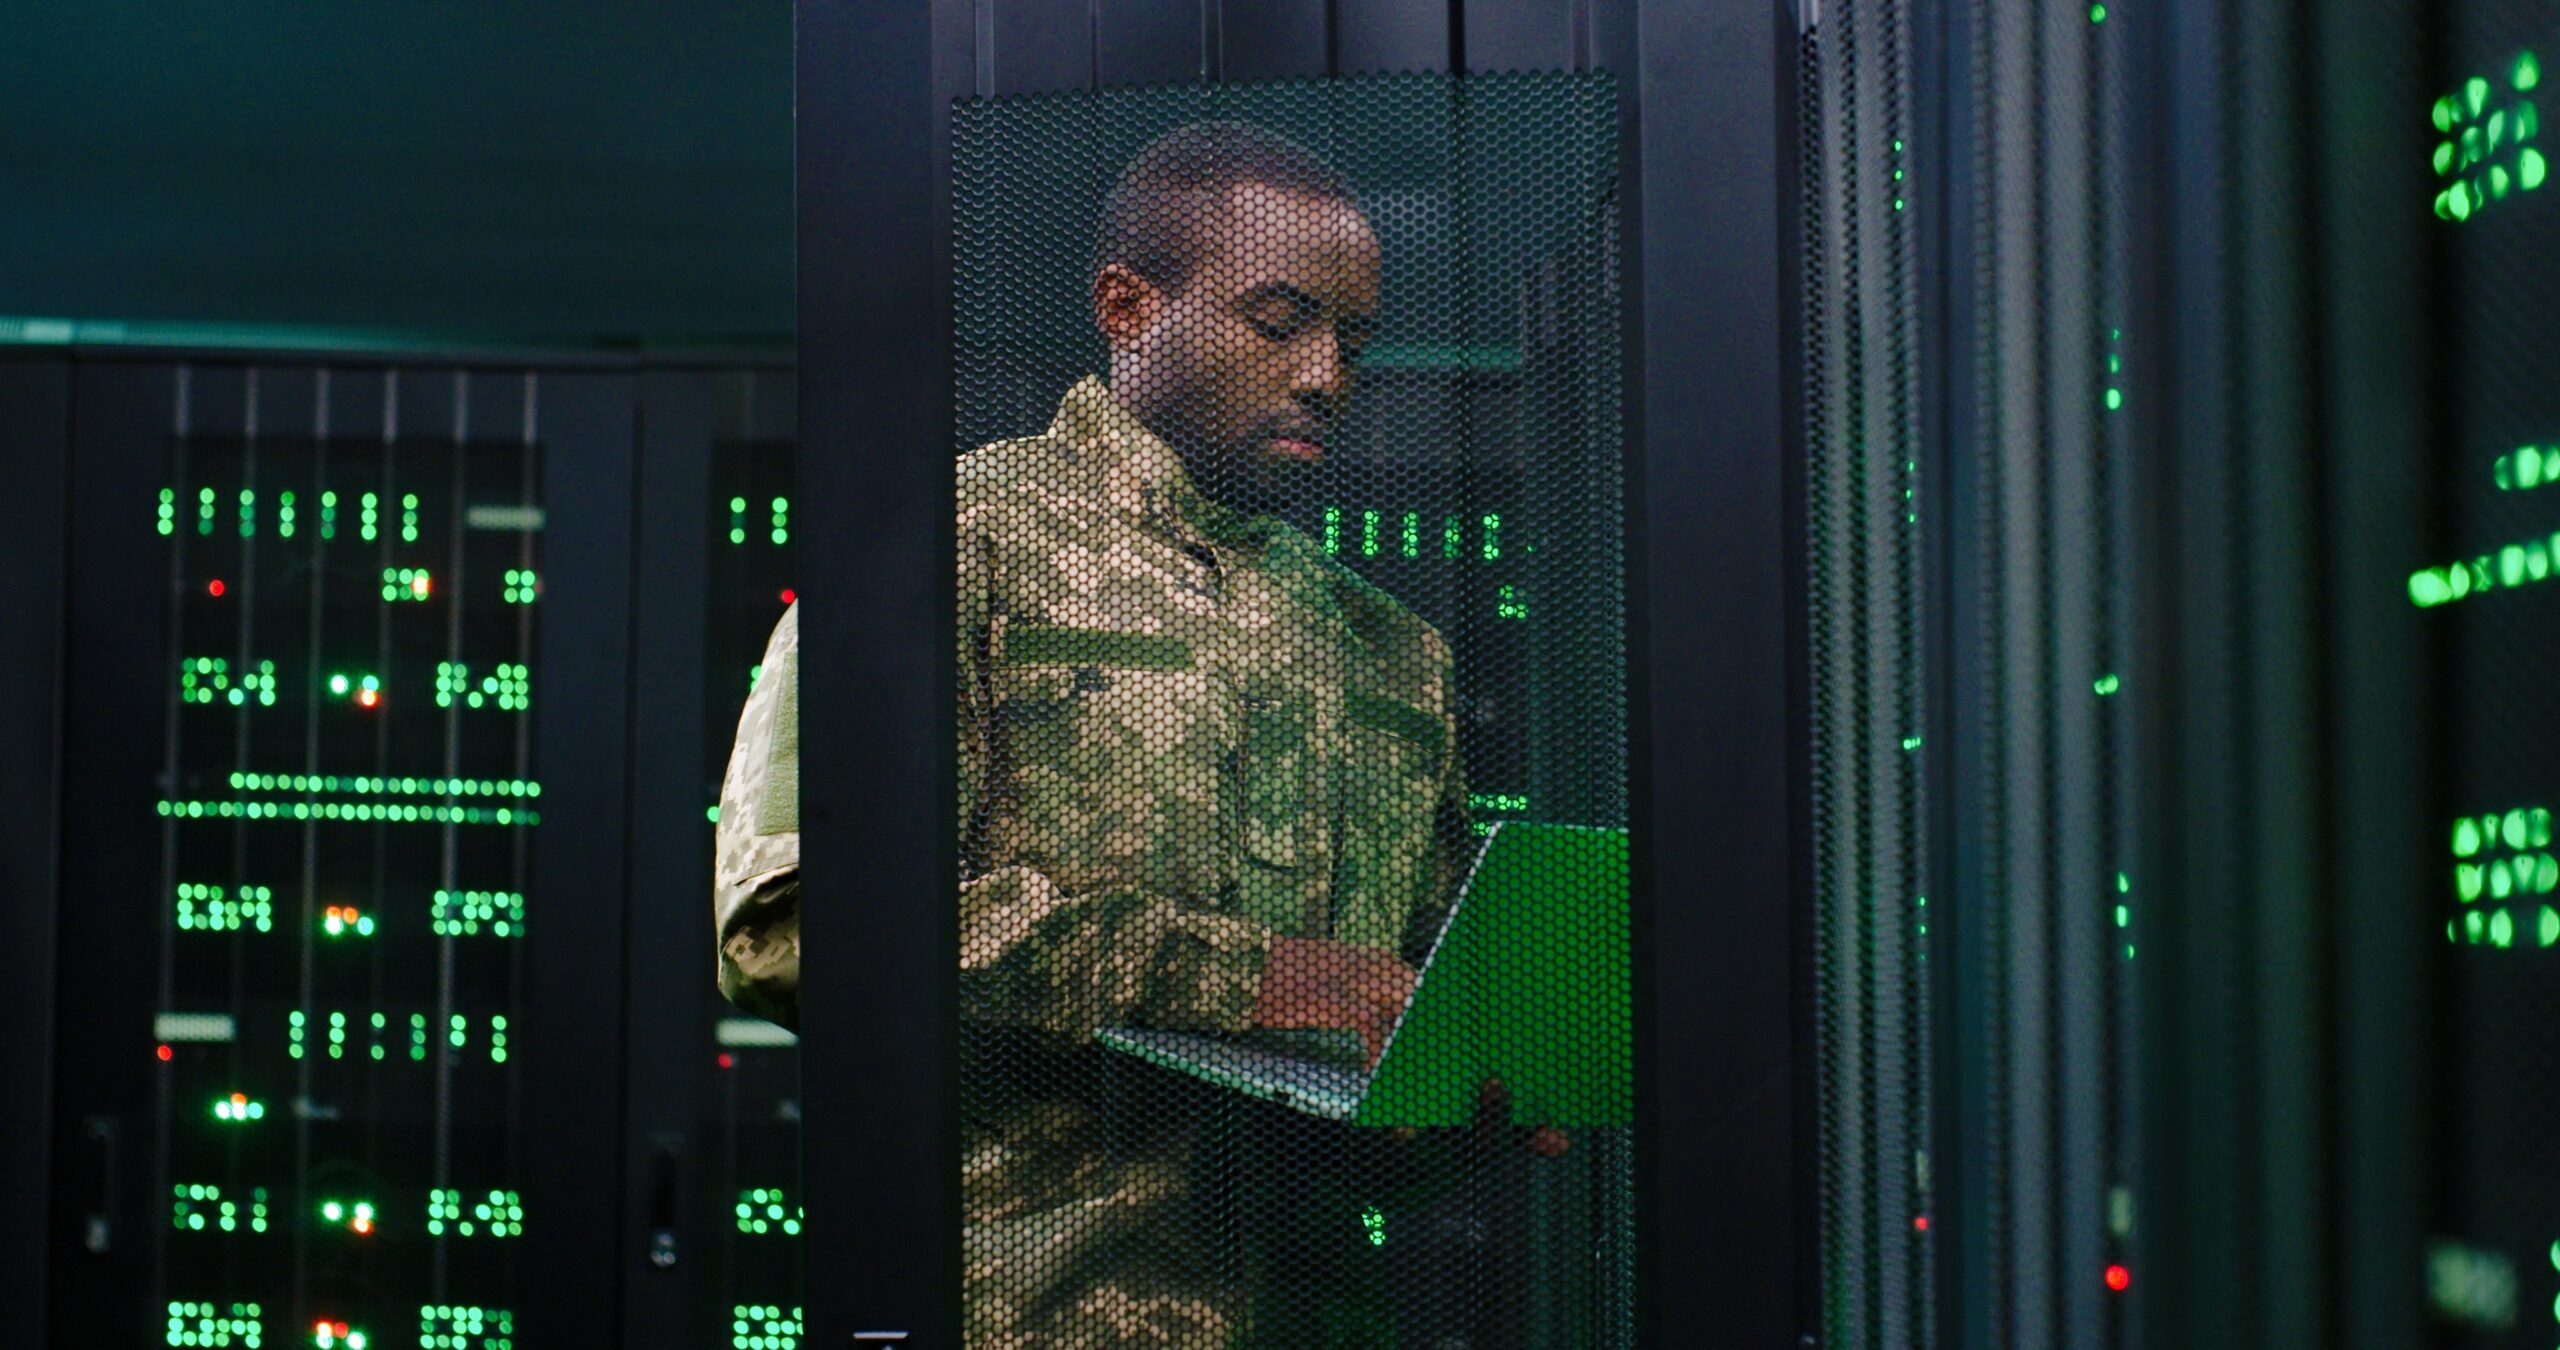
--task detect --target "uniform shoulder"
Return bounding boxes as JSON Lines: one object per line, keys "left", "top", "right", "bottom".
{"left": 957, "top": 429, "right": 1073, "bottom": 497}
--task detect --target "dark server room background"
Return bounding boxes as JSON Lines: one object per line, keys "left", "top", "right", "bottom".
{"left": 0, "top": 0, "right": 2551, "bottom": 1347}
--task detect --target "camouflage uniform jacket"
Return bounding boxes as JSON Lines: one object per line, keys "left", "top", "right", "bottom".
{"left": 714, "top": 375, "right": 1471, "bottom": 1035}
{"left": 714, "top": 377, "right": 1469, "bottom": 1344}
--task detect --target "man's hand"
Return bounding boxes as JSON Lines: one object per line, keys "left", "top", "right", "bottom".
{"left": 1250, "top": 936, "right": 1417, "bottom": 1067}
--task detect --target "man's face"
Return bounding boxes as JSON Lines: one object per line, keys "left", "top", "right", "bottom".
{"left": 1104, "top": 183, "right": 1383, "bottom": 513}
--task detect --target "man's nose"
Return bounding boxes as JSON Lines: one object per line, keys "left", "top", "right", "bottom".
{"left": 1293, "top": 331, "right": 1348, "bottom": 418}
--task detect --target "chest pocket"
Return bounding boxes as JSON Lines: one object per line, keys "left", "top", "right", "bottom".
{"left": 987, "top": 624, "right": 1231, "bottom": 901}
{"left": 1332, "top": 690, "right": 1448, "bottom": 950}
{"left": 1240, "top": 696, "right": 1315, "bottom": 867}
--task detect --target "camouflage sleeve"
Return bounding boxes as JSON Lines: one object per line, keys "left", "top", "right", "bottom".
{"left": 956, "top": 501, "right": 1269, "bottom": 1041}
{"left": 715, "top": 602, "right": 802, "bottom": 1029}
{"left": 957, "top": 867, "right": 1270, "bottom": 1039}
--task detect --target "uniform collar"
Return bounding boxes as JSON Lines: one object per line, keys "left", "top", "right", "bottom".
{"left": 1051, "top": 376, "right": 1278, "bottom": 549}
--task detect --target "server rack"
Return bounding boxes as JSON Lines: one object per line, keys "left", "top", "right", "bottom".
{"left": 794, "top": 0, "right": 1802, "bottom": 1342}
{"left": 5, "top": 341, "right": 800, "bottom": 1350}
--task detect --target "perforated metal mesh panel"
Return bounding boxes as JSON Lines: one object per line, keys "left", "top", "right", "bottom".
{"left": 1801, "top": 3, "right": 1932, "bottom": 1346}
{"left": 949, "top": 75, "right": 1630, "bottom": 1347}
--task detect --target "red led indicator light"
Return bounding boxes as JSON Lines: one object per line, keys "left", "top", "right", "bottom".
{"left": 355, "top": 688, "right": 379, "bottom": 709}
{"left": 156, "top": 1044, "right": 173, "bottom": 1062}
{"left": 2104, "top": 1263, "right": 2131, "bottom": 1292}
{"left": 717, "top": 1052, "right": 735, "bottom": 1069}
{"left": 207, "top": 579, "right": 226, "bottom": 597}
{"left": 409, "top": 573, "right": 430, "bottom": 598}
{"left": 779, "top": 587, "right": 797, "bottom": 605}
{"left": 1912, "top": 1214, "right": 1930, "bottom": 1232}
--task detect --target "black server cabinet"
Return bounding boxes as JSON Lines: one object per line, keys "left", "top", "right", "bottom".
{"left": 623, "top": 368, "right": 806, "bottom": 1350}
{"left": 44, "top": 358, "right": 633, "bottom": 1350}
{"left": 796, "top": 0, "right": 1801, "bottom": 1343}
{"left": 18, "top": 350, "right": 800, "bottom": 1350}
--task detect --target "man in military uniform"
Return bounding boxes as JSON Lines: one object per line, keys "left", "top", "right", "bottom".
{"left": 716, "top": 121, "right": 1473, "bottom": 1347}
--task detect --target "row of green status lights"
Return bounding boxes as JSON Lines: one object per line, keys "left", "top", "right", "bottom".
{"left": 226, "top": 771, "right": 540, "bottom": 796}
{"left": 160, "top": 800, "right": 540, "bottom": 825}
{"left": 436, "top": 662, "right": 529, "bottom": 711}
{"left": 181, "top": 897, "right": 490, "bottom": 940}
{"left": 166, "top": 1302, "right": 263, "bottom": 1349}
{"left": 428, "top": 1188, "right": 524, "bottom": 1238}
{"left": 2447, "top": 903, "right": 2560, "bottom": 948}
{"left": 2408, "top": 529, "right": 2560, "bottom": 607}
{"left": 159, "top": 487, "right": 415, "bottom": 542}
{"left": 2408, "top": 444, "right": 2560, "bottom": 607}
{"left": 2450, "top": 806, "right": 2549, "bottom": 856}
{"left": 737, "top": 1188, "right": 804, "bottom": 1235}
{"left": 420, "top": 1305, "right": 514, "bottom": 1350}
{"left": 165, "top": 1305, "right": 515, "bottom": 1350}
{"left": 289, "top": 1010, "right": 507, "bottom": 1062}
{"left": 732, "top": 1306, "right": 803, "bottom": 1350}
{"left": 730, "top": 496, "right": 791, "bottom": 546}
{"left": 180, "top": 657, "right": 279, "bottom": 707}
{"left": 176, "top": 883, "right": 275, "bottom": 932}
{"left": 2433, "top": 53, "right": 2547, "bottom": 221}
{"left": 171, "top": 1184, "right": 269, "bottom": 1233}
{"left": 292, "top": 1010, "right": 428, "bottom": 1061}
{"left": 1321, "top": 508, "right": 1505, "bottom": 561}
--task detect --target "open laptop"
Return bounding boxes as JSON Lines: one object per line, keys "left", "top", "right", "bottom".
{"left": 1096, "top": 821, "right": 1632, "bottom": 1128}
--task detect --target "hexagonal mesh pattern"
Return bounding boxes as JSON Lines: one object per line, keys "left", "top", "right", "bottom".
{"left": 949, "top": 75, "right": 1631, "bottom": 1348}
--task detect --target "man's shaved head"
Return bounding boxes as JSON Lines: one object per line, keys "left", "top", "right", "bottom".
{"left": 1094, "top": 121, "right": 1359, "bottom": 289}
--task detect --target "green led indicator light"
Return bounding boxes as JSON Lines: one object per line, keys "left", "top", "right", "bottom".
{"left": 179, "top": 657, "right": 278, "bottom": 707}
{"left": 401, "top": 492, "right": 419, "bottom": 543}
{"left": 2408, "top": 532, "right": 2560, "bottom": 607}
{"left": 1400, "top": 511, "right": 1420, "bottom": 558}
{"left": 771, "top": 495, "right": 790, "bottom": 546}
{"left": 1482, "top": 513, "right": 1502, "bottom": 560}
{"left": 176, "top": 882, "right": 275, "bottom": 933}
{"left": 277, "top": 490, "right": 296, "bottom": 538}
{"left": 2093, "top": 673, "right": 2120, "bottom": 695}
{"left": 735, "top": 1187, "right": 804, "bottom": 1236}
{"left": 430, "top": 1187, "right": 523, "bottom": 1238}
{"left": 237, "top": 488, "right": 254, "bottom": 538}
{"left": 210, "top": 1091, "right": 266, "bottom": 1122}
{"left": 2434, "top": 56, "right": 2543, "bottom": 220}
{"left": 1322, "top": 505, "right": 1342, "bottom": 555}
{"left": 2491, "top": 443, "right": 2560, "bottom": 490}
{"left": 360, "top": 492, "right": 378, "bottom": 542}
{"left": 1362, "top": 1203, "right": 1387, "bottom": 1246}
{"left": 501, "top": 569, "right": 539, "bottom": 603}
{"left": 382, "top": 567, "right": 432, "bottom": 602}
{"left": 2089, "top": 3, "right": 2106, "bottom": 22}
{"left": 729, "top": 1305, "right": 802, "bottom": 1350}
{"left": 432, "top": 889, "right": 525, "bottom": 938}
{"left": 171, "top": 1183, "right": 270, "bottom": 1235}
{"left": 313, "top": 1321, "right": 368, "bottom": 1349}
{"left": 419, "top": 1303, "right": 514, "bottom": 1349}
{"left": 158, "top": 487, "right": 176, "bottom": 536}
{"left": 167, "top": 1301, "right": 264, "bottom": 1348}
{"left": 320, "top": 489, "right": 337, "bottom": 539}
{"left": 1901, "top": 735, "right": 1924, "bottom": 752}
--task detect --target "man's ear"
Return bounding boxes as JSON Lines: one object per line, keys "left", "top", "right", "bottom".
{"left": 1093, "top": 264, "right": 1163, "bottom": 350}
